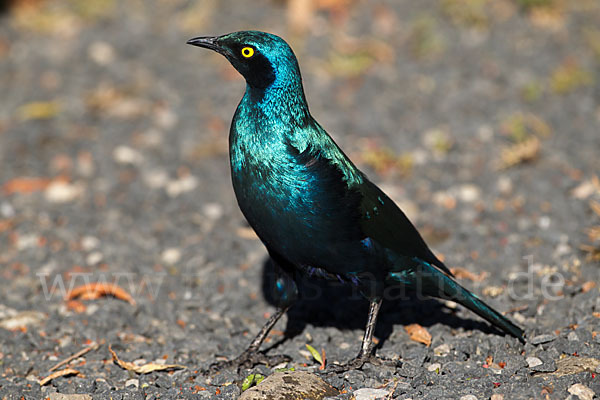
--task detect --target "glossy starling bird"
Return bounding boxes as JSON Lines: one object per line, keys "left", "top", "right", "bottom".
{"left": 187, "top": 31, "right": 524, "bottom": 370}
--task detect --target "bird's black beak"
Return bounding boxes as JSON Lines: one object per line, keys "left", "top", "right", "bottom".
{"left": 186, "top": 36, "right": 227, "bottom": 56}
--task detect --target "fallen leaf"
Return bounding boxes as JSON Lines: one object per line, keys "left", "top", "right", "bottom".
{"left": 571, "top": 178, "right": 600, "bottom": 199}
{"left": 17, "top": 100, "right": 61, "bottom": 121}
{"left": 108, "top": 345, "right": 185, "bottom": 374}
{"left": 242, "top": 373, "right": 265, "bottom": 392}
{"left": 450, "top": 267, "right": 488, "bottom": 282}
{"left": 2, "top": 177, "right": 51, "bottom": 194}
{"left": 580, "top": 244, "right": 600, "bottom": 262}
{"left": 66, "top": 282, "right": 135, "bottom": 305}
{"left": 535, "top": 357, "right": 600, "bottom": 377}
{"left": 66, "top": 300, "right": 87, "bottom": 313}
{"left": 482, "top": 285, "right": 504, "bottom": 297}
{"left": 590, "top": 200, "right": 600, "bottom": 218}
{"left": 404, "top": 323, "right": 431, "bottom": 346}
{"left": 581, "top": 281, "right": 597, "bottom": 293}
{"left": 39, "top": 368, "right": 81, "bottom": 386}
{"left": 497, "top": 136, "right": 541, "bottom": 169}
{"left": 305, "top": 344, "right": 323, "bottom": 365}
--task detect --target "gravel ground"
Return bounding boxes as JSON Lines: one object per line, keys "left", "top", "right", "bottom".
{"left": 1, "top": 1, "right": 600, "bottom": 399}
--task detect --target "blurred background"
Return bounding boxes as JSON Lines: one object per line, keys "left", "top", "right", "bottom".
{"left": 1, "top": 0, "right": 599, "bottom": 282}
{"left": 0, "top": 0, "right": 600, "bottom": 396}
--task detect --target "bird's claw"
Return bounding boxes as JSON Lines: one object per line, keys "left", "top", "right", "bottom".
{"left": 323, "top": 354, "right": 400, "bottom": 374}
{"left": 209, "top": 351, "right": 292, "bottom": 373}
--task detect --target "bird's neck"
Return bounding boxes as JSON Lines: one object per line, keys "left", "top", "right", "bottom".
{"left": 242, "top": 77, "right": 310, "bottom": 128}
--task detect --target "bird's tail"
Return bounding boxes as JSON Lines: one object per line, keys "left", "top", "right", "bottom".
{"left": 390, "top": 261, "right": 524, "bottom": 341}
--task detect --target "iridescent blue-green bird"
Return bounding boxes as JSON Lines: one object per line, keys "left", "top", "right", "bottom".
{"left": 187, "top": 31, "right": 524, "bottom": 370}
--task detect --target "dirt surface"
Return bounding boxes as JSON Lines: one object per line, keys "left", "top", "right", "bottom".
{"left": 1, "top": 1, "right": 600, "bottom": 399}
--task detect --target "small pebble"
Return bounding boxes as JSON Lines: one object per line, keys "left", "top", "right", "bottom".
{"left": 113, "top": 146, "right": 143, "bottom": 165}
{"left": 166, "top": 175, "right": 198, "bottom": 197}
{"left": 526, "top": 357, "right": 543, "bottom": 368}
{"left": 490, "top": 395, "right": 504, "bottom": 400}
{"left": 496, "top": 176, "right": 512, "bottom": 195}
{"left": 434, "top": 343, "right": 450, "bottom": 357}
{"left": 88, "top": 41, "right": 115, "bottom": 65}
{"left": 203, "top": 202, "right": 224, "bottom": 220}
{"left": 568, "top": 383, "right": 595, "bottom": 400}
{"left": 0, "top": 202, "right": 15, "bottom": 218}
{"left": 81, "top": 236, "right": 99, "bottom": 251}
{"left": 567, "top": 331, "right": 579, "bottom": 342}
{"left": 143, "top": 169, "right": 169, "bottom": 189}
{"left": 125, "top": 378, "right": 139, "bottom": 388}
{"left": 457, "top": 184, "right": 480, "bottom": 203}
{"left": 161, "top": 248, "right": 182, "bottom": 265}
{"left": 86, "top": 252, "right": 103, "bottom": 266}
{"left": 353, "top": 388, "right": 389, "bottom": 400}
{"left": 538, "top": 215, "right": 551, "bottom": 229}
{"left": 531, "top": 334, "right": 556, "bottom": 345}
{"left": 427, "top": 363, "right": 441, "bottom": 372}
{"left": 459, "top": 395, "right": 477, "bottom": 400}
{"left": 531, "top": 359, "right": 556, "bottom": 373}
{"left": 44, "top": 181, "right": 82, "bottom": 203}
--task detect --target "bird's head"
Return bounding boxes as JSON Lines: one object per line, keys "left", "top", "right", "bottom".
{"left": 187, "top": 31, "right": 302, "bottom": 91}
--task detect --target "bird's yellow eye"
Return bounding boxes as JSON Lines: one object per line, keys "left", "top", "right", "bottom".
{"left": 241, "top": 47, "right": 254, "bottom": 58}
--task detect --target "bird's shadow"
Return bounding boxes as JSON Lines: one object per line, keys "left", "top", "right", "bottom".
{"left": 260, "top": 257, "right": 502, "bottom": 352}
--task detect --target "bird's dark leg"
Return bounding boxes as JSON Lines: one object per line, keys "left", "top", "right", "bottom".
{"left": 357, "top": 298, "right": 382, "bottom": 359}
{"left": 210, "top": 306, "right": 291, "bottom": 372}
{"left": 326, "top": 298, "right": 397, "bottom": 372}
{"left": 210, "top": 255, "right": 298, "bottom": 372}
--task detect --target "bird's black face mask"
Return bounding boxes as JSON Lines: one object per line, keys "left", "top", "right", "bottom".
{"left": 187, "top": 35, "right": 276, "bottom": 90}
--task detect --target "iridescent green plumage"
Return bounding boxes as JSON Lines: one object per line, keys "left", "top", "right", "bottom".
{"left": 188, "top": 31, "right": 524, "bottom": 370}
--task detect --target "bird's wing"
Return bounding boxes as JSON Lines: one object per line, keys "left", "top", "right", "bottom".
{"left": 356, "top": 178, "right": 454, "bottom": 277}
{"left": 291, "top": 120, "right": 453, "bottom": 277}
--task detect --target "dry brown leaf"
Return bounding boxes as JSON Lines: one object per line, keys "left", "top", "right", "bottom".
{"left": 66, "top": 282, "right": 136, "bottom": 305}
{"left": 482, "top": 285, "right": 504, "bottom": 298}
{"left": 498, "top": 136, "right": 541, "bottom": 169}
{"left": 2, "top": 177, "right": 51, "bottom": 194}
{"left": 590, "top": 200, "right": 600, "bottom": 218}
{"left": 0, "top": 219, "right": 13, "bottom": 233}
{"left": 39, "top": 368, "right": 81, "bottom": 386}
{"left": 109, "top": 345, "right": 185, "bottom": 374}
{"left": 17, "top": 100, "right": 61, "bottom": 121}
{"left": 580, "top": 244, "right": 600, "bottom": 262}
{"left": 581, "top": 281, "right": 597, "bottom": 293}
{"left": 404, "top": 323, "right": 432, "bottom": 346}
{"left": 587, "top": 226, "right": 600, "bottom": 242}
{"left": 450, "top": 267, "right": 488, "bottom": 282}
{"left": 66, "top": 300, "right": 87, "bottom": 313}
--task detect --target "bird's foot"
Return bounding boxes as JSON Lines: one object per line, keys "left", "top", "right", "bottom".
{"left": 209, "top": 351, "right": 291, "bottom": 373}
{"left": 324, "top": 354, "right": 400, "bottom": 374}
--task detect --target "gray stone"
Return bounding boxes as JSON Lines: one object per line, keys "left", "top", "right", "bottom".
{"left": 526, "top": 356, "right": 543, "bottom": 368}
{"left": 353, "top": 388, "right": 390, "bottom": 400}
{"left": 531, "top": 359, "right": 556, "bottom": 373}
{"left": 567, "top": 331, "right": 579, "bottom": 341}
{"left": 49, "top": 395, "right": 92, "bottom": 400}
{"left": 531, "top": 334, "right": 556, "bottom": 345}
{"left": 239, "top": 371, "right": 338, "bottom": 400}
{"left": 567, "top": 383, "right": 595, "bottom": 400}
